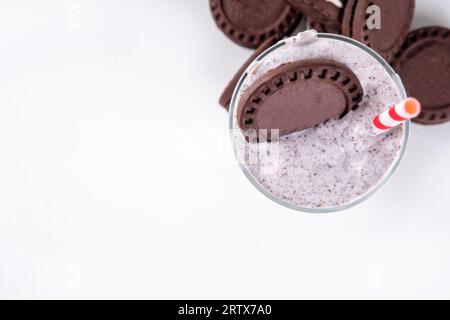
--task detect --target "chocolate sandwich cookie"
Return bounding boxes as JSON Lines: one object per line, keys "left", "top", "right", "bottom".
{"left": 287, "top": 0, "right": 342, "bottom": 29}
{"left": 237, "top": 59, "right": 364, "bottom": 139}
{"left": 342, "top": 0, "right": 415, "bottom": 62}
{"left": 219, "top": 36, "right": 278, "bottom": 110}
{"left": 306, "top": 16, "right": 341, "bottom": 34}
{"left": 392, "top": 27, "right": 450, "bottom": 125}
{"left": 340, "top": 0, "right": 355, "bottom": 37}
{"left": 210, "top": 0, "right": 299, "bottom": 49}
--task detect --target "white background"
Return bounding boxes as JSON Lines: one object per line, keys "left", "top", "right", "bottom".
{"left": 0, "top": 0, "right": 449, "bottom": 299}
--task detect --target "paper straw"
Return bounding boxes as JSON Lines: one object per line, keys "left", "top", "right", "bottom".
{"left": 372, "top": 98, "right": 421, "bottom": 135}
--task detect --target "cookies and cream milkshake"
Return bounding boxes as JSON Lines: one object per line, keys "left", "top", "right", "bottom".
{"left": 231, "top": 31, "right": 408, "bottom": 211}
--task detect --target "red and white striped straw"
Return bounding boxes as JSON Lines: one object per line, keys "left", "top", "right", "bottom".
{"left": 372, "top": 98, "right": 421, "bottom": 135}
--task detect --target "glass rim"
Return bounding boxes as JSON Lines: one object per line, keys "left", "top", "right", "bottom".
{"left": 228, "top": 33, "right": 410, "bottom": 214}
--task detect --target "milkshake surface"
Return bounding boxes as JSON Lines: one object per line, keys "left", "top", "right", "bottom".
{"left": 231, "top": 31, "right": 407, "bottom": 211}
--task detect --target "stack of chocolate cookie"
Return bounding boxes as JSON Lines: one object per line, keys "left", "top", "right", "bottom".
{"left": 210, "top": 0, "right": 450, "bottom": 126}
{"left": 303, "top": 0, "right": 415, "bottom": 62}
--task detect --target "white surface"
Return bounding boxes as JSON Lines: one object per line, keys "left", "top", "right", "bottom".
{"left": 0, "top": 0, "right": 449, "bottom": 299}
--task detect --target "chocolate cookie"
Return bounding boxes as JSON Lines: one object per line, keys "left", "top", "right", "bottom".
{"left": 306, "top": 16, "right": 341, "bottom": 34}
{"left": 237, "top": 59, "right": 364, "bottom": 139}
{"left": 210, "top": 0, "right": 299, "bottom": 49}
{"left": 391, "top": 27, "right": 450, "bottom": 125}
{"left": 287, "top": 0, "right": 342, "bottom": 29}
{"left": 219, "top": 36, "right": 278, "bottom": 110}
{"left": 341, "top": 0, "right": 356, "bottom": 37}
{"left": 342, "top": 0, "right": 415, "bottom": 62}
